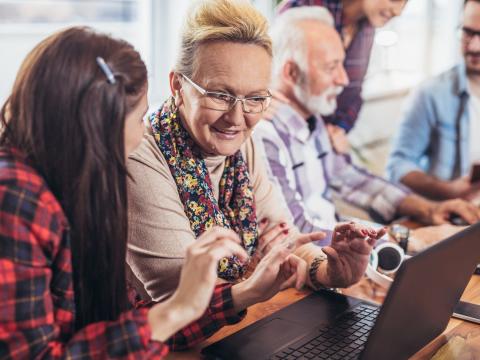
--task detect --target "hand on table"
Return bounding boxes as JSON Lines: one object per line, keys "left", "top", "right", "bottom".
{"left": 429, "top": 198, "right": 480, "bottom": 225}
{"left": 447, "top": 176, "right": 480, "bottom": 200}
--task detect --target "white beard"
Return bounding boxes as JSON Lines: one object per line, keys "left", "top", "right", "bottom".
{"left": 293, "top": 82, "right": 343, "bottom": 116}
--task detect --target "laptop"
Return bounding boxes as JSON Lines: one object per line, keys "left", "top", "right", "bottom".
{"left": 203, "top": 222, "right": 480, "bottom": 360}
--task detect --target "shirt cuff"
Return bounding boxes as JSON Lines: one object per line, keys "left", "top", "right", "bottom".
{"left": 370, "top": 183, "right": 411, "bottom": 223}
{"left": 333, "top": 120, "right": 352, "bottom": 132}
{"left": 123, "top": 308, "right": 170, "bottom": 357}
{"left": 165, "top": 283, "right": 247, "bottom": 351}
{"left": 209, "top": 283, "right": 247, "bottom": 325}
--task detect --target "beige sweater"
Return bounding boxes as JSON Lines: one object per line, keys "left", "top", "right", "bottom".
{"left": 126, "top": 130, "right": 299, "bottom": 301}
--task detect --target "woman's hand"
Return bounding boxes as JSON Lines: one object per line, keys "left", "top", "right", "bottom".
{"left": 255, "top": 218, "right": 290, "bottom": 258}
{"left": 148, "top": 227, "right": 247, "bottom": 341}
{"left": 319, "top": 222, "right": 386, "bottom": 288}
{"left": 232, "top": 243, "right": 308, "bottom": 312}
{"left": 255, "top": 218, "right": 325, "bottom": 259}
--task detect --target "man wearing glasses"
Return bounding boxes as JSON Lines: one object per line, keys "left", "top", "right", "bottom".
{"left": 387, "top": 0, "right": 480, "bottom": 202}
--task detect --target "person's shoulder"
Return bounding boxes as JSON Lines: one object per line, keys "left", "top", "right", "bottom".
{"left": 0, "top": 148, "right": 50, "bottom": 196}
{"left": 0, "top": 148, "right": 39, "bottom": 186}
{"left": 0, "top": 147, "right": 66, "bottom": 222}
{"left": 253, "top": 119, "right": 278, "bottom": 139}
{"left": 417, "top": 65, "right": 463, "bottom": 95}
{"left": 255, "top": 114, "right": 291, "bottom": 140}
{"left": 0, "top": 148, "right": 68, "bottom": 264}
{"left": 128, "top": 129, "right": 169, "bottom": 170}
{"left": 243, "top": 127, "right": 286, "bottom": 175}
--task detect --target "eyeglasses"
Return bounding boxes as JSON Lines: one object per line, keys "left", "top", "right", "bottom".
{"left": 181, "top": 74, "right": 272, "bottom": 114}
{"left": 462, "top": 26, "right": 480, "bottom": 42}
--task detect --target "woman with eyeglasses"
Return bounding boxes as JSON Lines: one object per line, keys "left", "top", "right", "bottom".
{"left": 126, "top": 0, "right": 384, "bottom": 310}
{"left": 0, "top": 26, "right": 312, "bottom": 359}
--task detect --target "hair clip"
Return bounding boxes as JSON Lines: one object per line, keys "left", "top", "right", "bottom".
{"left": 96, "top": 56, "right": 116, "bottom": 84}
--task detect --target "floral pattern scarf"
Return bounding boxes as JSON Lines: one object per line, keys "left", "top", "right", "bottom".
{"left": 150, "top": 98, "right": 258, "bottom": 281}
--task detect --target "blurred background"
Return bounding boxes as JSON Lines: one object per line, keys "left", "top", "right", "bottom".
{"left": 0, "top": 0, "right": 464, "bottom": 178}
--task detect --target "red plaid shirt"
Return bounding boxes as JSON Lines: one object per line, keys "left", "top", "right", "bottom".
{"left": 0, "top": 148, "right": 244, "bottom": 359}
{"left": 278, "top": 0, "right": 375, "bottom": 132}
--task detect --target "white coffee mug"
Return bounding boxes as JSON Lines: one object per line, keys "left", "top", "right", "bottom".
{"left": 366, "top": 242, "right": 409, "bottom": 289}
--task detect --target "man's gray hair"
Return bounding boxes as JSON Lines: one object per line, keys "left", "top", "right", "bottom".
{"left": 270, "top": 6, "right": 335, "bottom": 86}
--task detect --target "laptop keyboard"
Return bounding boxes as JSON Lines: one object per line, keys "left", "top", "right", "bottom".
{"left": 269, "top": 304, "right": 380, "bottom": 360}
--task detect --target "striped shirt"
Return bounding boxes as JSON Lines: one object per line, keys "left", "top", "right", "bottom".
{"left": 253, "top": 101, "right": 409, "bottom": 233}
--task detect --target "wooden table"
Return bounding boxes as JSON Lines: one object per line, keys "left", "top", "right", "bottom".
{"left": 167, "top": 274, "right": 480, "bottom": 359}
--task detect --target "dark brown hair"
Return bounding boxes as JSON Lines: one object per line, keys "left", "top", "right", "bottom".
{"left": 0, "top": 27, "right": 147, "bottom": 329}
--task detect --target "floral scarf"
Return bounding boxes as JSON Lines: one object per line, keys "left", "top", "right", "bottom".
{"left": 150, "top": 98, "right": 258, "bottom": 281}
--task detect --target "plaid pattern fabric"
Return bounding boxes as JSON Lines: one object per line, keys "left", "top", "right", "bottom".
{"left": 277, "top": 0, "right": 375, "bottom": 132}
{"left": 0, "top": 148, "right": 244, "bottom": 359}
{"left": 166, "top": 283, "right": 245, "bottom": 350}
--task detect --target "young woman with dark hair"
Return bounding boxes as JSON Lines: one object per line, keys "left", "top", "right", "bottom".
{"left": 0, "top": 26, "right": 307, "bottom": 359}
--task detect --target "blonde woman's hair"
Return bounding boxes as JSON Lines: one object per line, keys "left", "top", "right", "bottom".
{"left": 175, "top": 0, "right": 272, "bottom": 77}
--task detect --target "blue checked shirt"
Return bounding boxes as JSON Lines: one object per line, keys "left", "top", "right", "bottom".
{"left": 253, "top": 101, "right": 410, "bottom": 232}
{"left": 387, "top": 64, "right": 471, "bottom": 183}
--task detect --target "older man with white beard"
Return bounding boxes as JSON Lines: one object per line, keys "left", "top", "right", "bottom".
{"left": 253, "top": 6, "right": 480, "bottom": 249}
